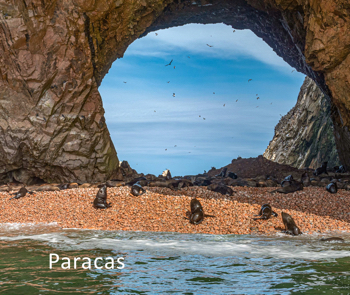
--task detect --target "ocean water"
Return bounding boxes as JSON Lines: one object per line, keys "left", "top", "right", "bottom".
{"left": 0, "top": 223, "right": 350, "bottom": 294}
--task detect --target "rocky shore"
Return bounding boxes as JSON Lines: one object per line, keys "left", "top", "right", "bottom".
{"left": 1, "top": 156, "right": 350, "bottom": 236}
{"left": 0, "top": 185, "right": 350, "bottom": 236}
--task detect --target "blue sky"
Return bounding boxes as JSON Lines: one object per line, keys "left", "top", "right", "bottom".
{"left": 99, "top": 23, "right": 305, "bottom": 176}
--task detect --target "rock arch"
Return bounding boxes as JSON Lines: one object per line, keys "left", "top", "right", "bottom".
{"left": 0, "top": 0, "right": 349, "bottom": 183}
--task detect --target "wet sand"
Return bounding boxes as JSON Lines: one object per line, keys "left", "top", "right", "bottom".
{"left": 1, "top": 186, "right": 350, "bottom": 235}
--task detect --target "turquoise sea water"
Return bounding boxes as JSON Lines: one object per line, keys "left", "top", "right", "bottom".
{"left": 0, "top": 223, "right": 350, "bottom": 294}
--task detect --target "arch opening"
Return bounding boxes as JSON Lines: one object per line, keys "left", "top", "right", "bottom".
{"left": 100, "top": 23, "right": 307, "bottom": 176}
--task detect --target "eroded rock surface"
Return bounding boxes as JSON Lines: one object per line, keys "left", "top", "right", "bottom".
{"left": 264, "top": 77, "right": 340, "bottom": 169}
{"left": 1, "top": 0, "right": 350, "bottom": 183}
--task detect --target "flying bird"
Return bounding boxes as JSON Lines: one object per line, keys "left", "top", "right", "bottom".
{"left": 223, "top": 104, "right": 225, "bottom": 107}
{"left": 203, "top": 118, "right": 206, "bottom": 120}
{"left": 206, "top": 44, "right": 213, "bottom": 47}
{"left": 154, "top": 110, "right": 156, "bottom": 112}
{"left": 155, "top": 33, "right": 158, "bottom": 36}
{"left": 165, "top": 149, "right": 167, "bottom": 151}
{"left": 188, "top": 56, "right": 190, "bottom": 58}
{"left": 236, "top": 99, "right": 238, "bottom": 102}
{"left": 256, "top": 106, "right": 259, "bottom": 108}
{"left": 173, "top": 93, "right": 175, "bottom": 97}
{"left": 199, "top": 115, "right": 201, "bottom": 117}
{"left": 167, "top": 81, "right": 170, "bottom": 83}
{"left": 257, "top": 97, "right": 260, "bottom": 100}
{"left": 174, "top": 66, "right": 176, "bottom": 69}
{"left": 248, "top": 79, "right": 252, "bottom": 82}
{"left": 174, "top": 145, "right": 177, "bottom": 147}
{"left": 291, "top": 70, "right": 295, "bottom": 73}
{"left": 213, "top": 92, "right": 215, "bottom": 94}
{"left": 123, "top": 81, "right": 127, "bottom": 83}
{"left": 165, "top": 59, "right": 173, "bottom": 66}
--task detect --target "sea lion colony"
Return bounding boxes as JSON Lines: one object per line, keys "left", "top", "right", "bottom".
{"left": 2, "top": 160, "right": 349, "bottom": 238}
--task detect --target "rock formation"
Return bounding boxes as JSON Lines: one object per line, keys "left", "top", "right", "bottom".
{"left": 264, "top": 77, "right": 340, "bottom": 169}
{"left": 1, "top": 0, "right": 350, "bottom": 183}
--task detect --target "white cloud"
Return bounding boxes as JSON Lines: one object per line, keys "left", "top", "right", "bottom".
{"left": 126, "top": 23, "right": 292, "bottom": 71}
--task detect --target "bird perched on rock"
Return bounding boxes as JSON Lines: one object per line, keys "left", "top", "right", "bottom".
{"left": 326, "top": 181, "right": 337, "bottom": 193}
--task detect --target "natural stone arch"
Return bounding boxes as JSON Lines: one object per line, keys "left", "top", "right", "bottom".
{"left": 0, "top": 0, "right": 349, "bottom": 183}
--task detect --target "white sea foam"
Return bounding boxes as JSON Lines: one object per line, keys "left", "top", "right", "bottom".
{"left": 0, "top": 224, "right": 349, "bottom": 261}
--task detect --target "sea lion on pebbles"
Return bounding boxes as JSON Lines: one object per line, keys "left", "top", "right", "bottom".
{"left": 253, "top": 204, "right": 278, "bottom": 220}
{"left": 191, "top": 198, "right": 203, "bottom": 213}
{"left": 9, "top": 187, "right": 32, "bottom": 200}
{"left": 313, "top": 162, "right": 328, "bottom": 176}
{"left": 270, "top": 180, "right": 303, "bottom": 194}
{"left": 187, "top": 198, "right": 215, "bottom": 225}
{"left": 326, "top": 182, "right": 337, "bottom": 193}
{"left": 131, "top": 182, "right": 146, "bottom": 196}
{"left": 93, "top": 185, "right": 111, "bottom": 209}
{"left": 301, "top": 172, "right": 311, "bottom": 187}
{"left": 281, "top": 212, "right": 301, "bottom": 235}
{"left": 207, "top": 183, "right": 234, "bottom": 195}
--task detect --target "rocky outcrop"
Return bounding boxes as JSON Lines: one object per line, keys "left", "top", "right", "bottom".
{"left": 264, "top": 77, "right": 340, "bottom": 169}
{"left": 1, "top": 0, "right": 350, "bottom": 183}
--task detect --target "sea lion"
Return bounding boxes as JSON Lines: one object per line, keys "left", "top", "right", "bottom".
{"left": 190, "top": 208, "right": 204, "bottom": 225}
{"left": 313, "top": 162, "right": 328, "bottom": 176}
{"left": 301, "top": 172, "right": 311, "bottom": 187}
{"left": 320, "top": 237, "right": 345, "bottom": 242}
{"left": 207, "top": 183, "right": 234, "bottom": 195}
{"left": 125, "top": 177, "right": 148, "bottom": 186}
{"left": 187, "top": 198, "right": 214, "bottom": 224}
{"left": 281, "top": 212, "right": 301, "bottom": 235}
{"left": 227, "top": 172, "right": 238, "bottom": 179}
{"left": 9, "top": 187, "right": 29, "bottom": 200}
{"left": 194, "top": 177, "right": 211, "bottom": 186}
{"left": 326, "top": 182, "right": 337, "bottom": 193}
{"left": 216, "top": 167, "right": 227, "bottom": 178}
{"left": 270, "top": 180, "right": 303, "bottom": 194}
{"left": 190, "top": 198, "right": 203, "bottom": 213}
{"left": 336, "top": 165, "right": 346, "bottom": 173}
{"left": 93, "top": 185, "right": 111, "bottom": 209}
{"left": 131, "top": 182, "right": 146, "bottom": 196}
{"left": 253, "top": 204, "right": 278, "bottom": 220}
{"left": 58, "top": 183, "right": 69, "bottom": 190}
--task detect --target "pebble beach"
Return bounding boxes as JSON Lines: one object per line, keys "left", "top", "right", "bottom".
{"left": 1, "top": 186, "right": 350, "bottom": 236}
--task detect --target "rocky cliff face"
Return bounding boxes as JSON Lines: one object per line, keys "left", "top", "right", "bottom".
{"left": 1, "top": 0, "right": 350, "bottom": 183}
{"left": 264, "top": 77, "right": 340, "bottom": 169}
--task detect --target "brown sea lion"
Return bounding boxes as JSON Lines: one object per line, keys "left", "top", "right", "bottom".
{"left": 191, "top": 198, "right": 203, "bottom": 213}
{"left": 93, "top": 185, "right": 111, "bottom": 209}
{"left": 253, "top": 204, "right": 278, "bottom": 220}
{"left": 9, "top": 187, "right": 30, "bottom": 200}
{"left": 131, "top": 182, "right": 146, "bottom": 196}
{"left": 207, "top": 183, "right": 234, "bottom": 195}
{"left": 190, "top": 208, "right": 204, "bottom": 225}
{"left": 326, "top": 182, "right": 337, "bottom": 193}
{"left": 313, "top": 162, "right": 328, "bottom": 176}
{"left": 281, "top": 212, "right": 301, "bottom": 235}
{"left": 270, "top": 180, "right": 303, "bottom": 194}
{"left": 187, "top": 198, "right": 214, "bottom": 224}
{"left": 301, "top": 172, "right": 311, "bottom": 187}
